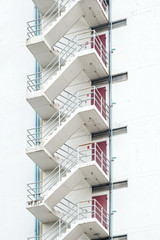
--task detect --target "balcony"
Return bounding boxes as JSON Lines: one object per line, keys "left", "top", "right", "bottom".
{"left": 26, "top": 0, "right": 108, "bottom": 67}
{"left": 26, "top": 30, "right": 108, "bottom": 119}
{"left": 27, "top": 142, "right": 109, "bottom": 214}
{"left": 27, "top": 197, "right": 76, "bottom": 224}
{"left": 26, "top": 86, "right": 109, "bottom": 167}
{"left": 33, "top": 0, "right": 108, "bottom": 15}
{"left": 27, "top": 199, "right": 109, "bottom": 239}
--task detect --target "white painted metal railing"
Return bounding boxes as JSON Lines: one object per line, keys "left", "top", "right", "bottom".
{"left": 27, "top": 0, "right": 108, "bottom": 38}
{"left": 27, "top": 199, "right": 109, "bottom": 240}
{"left": 27, "top": 30, "right": 108, "bottom": 92}
{"left": 27, "top": 0, "right": 75, "bottom": 38}
{"left": 27, "top": 142, "right": 109, "bottom": 202}
{"left": 27, "top": 86, "right": 109, "bottom": 147}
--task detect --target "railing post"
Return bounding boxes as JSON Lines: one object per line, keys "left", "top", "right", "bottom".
{"left": 94, "top": 200, "right": 96, "bottom": 218}
{"left": 58, "top": 0, "right": 60, "bottom": 17}
{"left": 58, "top": 57, "right": 61, "bottom": 71}
{"left": 78, "top": 203, "right": 80, "bottom": 220}
{"left": 76, "top": 35, "right": 79, "bottom": 52}
{"left": 59, "top": 165, "right": 61, "bottom": 181}
{"left": 59, "top": 110, "right": 60, "bottom": 127}
{"left": 94, "top": 86, "right": 96, "bottom": 106}
{"left": 101, "top": 207, "right": 103, "bottom": 224}
{"left": 76, "top": 91, "right": 79, "bottom": 108}
{"left": 59, "top": 219, "right": 61, "bottom": 237}
{"left": 93, "top": 30, "right": 95, "bottom": 49}
{"left": 101, "top": 152, "right": 103, "bottom": 169}
{"left": 94, "top": 143, "right": 96, "bottom": 162}
{"left": 101, "top": 96, "right": 103, "bottom": 114}
{"left": 101, "top": 41, "right": 102, "bottom": 59}
{"left": 77, "top": 146, "right": 79, "bottom": 164}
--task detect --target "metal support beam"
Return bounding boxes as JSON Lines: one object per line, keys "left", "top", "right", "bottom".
{"left": 92, "top": 234, "right": 127, "bottom": 240}
{"left": 91, "top": 72, "right": 128, "bottom": 86}
{"left": 92, "top": 19, "right": 127, "bottom": 32}
{"left": 92, "top": 126, "right": 127, "bottom": 140}
{"left": 92, "top": 180, "right": 128, "bottom": 193}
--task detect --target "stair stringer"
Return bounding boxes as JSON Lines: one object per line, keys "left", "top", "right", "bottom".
{"left": 44, "top": 161, "right": 109, "bottom": 209}
{"left": 57, "top": 218, "right": 109, "bottom": 240}
{"left": 32, "top": 0, "right": 57, "bottom": 15}
{"left": 44, "top": 1, "right": 83, "bottom": 47}
{"left": 26, "top": 200, "right": 64, "bottom": 223}
{"left": 44, "top": 105, "right": 109, "bottom": 155}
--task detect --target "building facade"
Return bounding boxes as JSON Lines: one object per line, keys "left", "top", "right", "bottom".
{"left": 0, "top": 0, "right": 160, "bottom": 240}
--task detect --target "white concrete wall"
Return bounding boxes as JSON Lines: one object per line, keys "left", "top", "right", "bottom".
{"left": 112, "top": 0, "right": 160, "bottom": 239}
{"left": 0, "top": 0, "right": 36, "bottom": 239}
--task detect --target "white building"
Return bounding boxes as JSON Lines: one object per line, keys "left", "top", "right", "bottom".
{"left": 0, "top": 0, "right": 160, "bottom": 240}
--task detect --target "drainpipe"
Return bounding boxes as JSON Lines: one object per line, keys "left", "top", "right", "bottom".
{"left": 109, "top": 0, "right": 113, "bottom": 240}
{"left": 35, "top": 6, "right": 40, "bottom": 239}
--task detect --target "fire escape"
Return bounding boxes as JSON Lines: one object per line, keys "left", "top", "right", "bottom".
{"left": 26, "top": 0, "right": 110, "bottom": 239}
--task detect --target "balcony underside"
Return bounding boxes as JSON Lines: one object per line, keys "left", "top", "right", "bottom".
{"left": 26, "top": 36, "right": 59, "bottom": 68}
{"left": 32, "top": 0, "right": 57, "bottom": 15}
{"left": 27, "top": 201, "right": 63, "bottom": 223}
{"left": 58, "top": 218, "right": 109, "bottom": 240}
{"left": 44, "top": 161, "right": 109, "bottom": 208}
{"left": 26, "top": 145, "right": 62, "bottom": 171}
{"left": 44, "top": 105, "right": 109, "bottom": 154}
{"left": 26, "top": 90, "right": 60, "bottom": 120}
{"left": 27, "top": 106, "right": 108, "bottom": 170}
{"left": 27, "top": 50, "right": 109, "bottom": 120}
{"left": 27, "top": 0, "right": 108, "bottom": 67}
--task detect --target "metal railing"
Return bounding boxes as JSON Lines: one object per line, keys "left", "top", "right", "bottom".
{"left": 27, "top": 0, "right": 108, "bottom": 38}
{"left": 27, "top": 86, "right": 109, "bottom": 147}
{"left": 27, "top": 142, "right": 109, "bottom": 202}
{"left": 27, "top": 199, "right": 109, "bottom": 240}
{"left": 27, "top": 0, "right": 75, "bottom": 38}
{"left": 27, "top": 30, "right": 108, "bottom": 92}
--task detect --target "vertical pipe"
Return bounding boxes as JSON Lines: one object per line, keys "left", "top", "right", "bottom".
{"left": 35, "top": 6, "right": 40, "bottom": 240}
{"left": 109, "top": 0, "right": 113, "bottom": 240}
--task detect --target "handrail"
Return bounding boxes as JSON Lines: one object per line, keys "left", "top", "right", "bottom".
{"left": 27, "top": 29, "right": 108, "bottom": 92}
{"left": 27, "top": 0, "right": 75, "bottom": 38}
{"left": 27, "top": 141, "right": 109, "bottom": 202}
{"left": 27, "top": 0, "right": 108, "bottom": 38}
{"left": 27, "top": 86, "right": 109, "bottom": 147}
{"left": 27, "top": 199, "right": 109, "bottom": 240}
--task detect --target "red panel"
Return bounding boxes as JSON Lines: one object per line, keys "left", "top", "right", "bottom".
{"left": 91, "top": 34, "right": 106, "bottom": 66}
{"left": 97, "top": 34, "right": 106, "bottom": 65}
{"left": 92, "top": 195, "right": 107, "bottom": 228}
{"left": 91, "top": 87, "right": 106, "bottom": 119}
{"left": 92, "top": 141, "right": 107, "bottom": 173}
{"left": 99, "top": 0, "right": 107, "bottom": 11}
{"left": 99, "top": 34, "right": 106, "bottom": 48}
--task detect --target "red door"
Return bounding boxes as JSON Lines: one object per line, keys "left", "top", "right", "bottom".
{"left": 91, "top": 86, "right": 106, "bottom": 119}
{"left": 99, "top": 0, "right": 107, "bottom": 11}
{"left": 91, "top": 34, "right": 106, "bottom": 66}
{"left": 97, "top": 87, "right": 106, "bottom": 119}
{"left": 92, "top": 141, "right": 107, "bottom": 173}
{"left": 92, "top": 195, "right": 107, "bottom": 228}
{"left": 97, "top": 141, "right": 107, "bottom": 173}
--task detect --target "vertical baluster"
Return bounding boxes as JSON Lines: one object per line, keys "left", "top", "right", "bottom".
{"left": 78, "top": 202, "right": 80, "bottom": 220}
{"left": 58, "top": 111, "right": 61, "bottom": 127}
{"left": 101, "top": 96, "right": 103, "bottom": 114}
{"left": 101, "top": 207, "right": 103, "bottom": 224}
{"left": 59, "top": 165, "right": 61, "bottom": 181}
{"left": 94, "top": 86, "right": 96, "bottom": 106}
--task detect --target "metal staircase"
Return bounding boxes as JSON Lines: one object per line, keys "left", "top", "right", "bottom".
{"left": 27, "top": 199, "right": 109, "bottom": 240}
{"left": 26, "top": 86, "right": 109, "bottom": 166}
{"left": 27, "top": 30, "right": 109, "bottom": 119}
{"left": 27, "top": 0, "right": 108, "bottom": 67}
{"left": 27, "top": 142, "right": 109, "bottom": 209}
{"left": 26, "top": 0, "right": 109, "bottom": 238}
